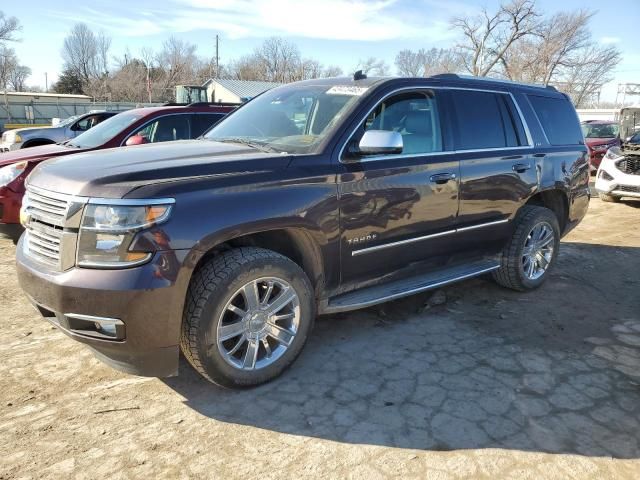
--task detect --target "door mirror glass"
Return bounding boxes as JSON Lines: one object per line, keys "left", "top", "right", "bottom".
{"left": 358, "top": 130, "right": 403, "bottom": 155}
{"left": 125, "top": 135, "right": 149, "bottom": 146}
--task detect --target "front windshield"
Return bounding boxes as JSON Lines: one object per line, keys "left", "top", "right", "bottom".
{"left": 68, "top": 111, "right": 144, "bottom": 149}
{"left": 581, "top": 123, "right": 619, "bottom": 138}
{"left": 56, "top": 114, "right": 81, "bottom": 128}
{"left": 205, "top": 84, "right": 366, "bottom": 154}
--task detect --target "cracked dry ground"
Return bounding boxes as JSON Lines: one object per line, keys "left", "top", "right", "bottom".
{"left": 1, "top": 197, "right": 640, "bottom": 479}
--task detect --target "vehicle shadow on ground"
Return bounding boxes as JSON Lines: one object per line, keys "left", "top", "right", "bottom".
{"left": 164, "top": 242, "right": 640, "bottom": 459}
{"left": 0, "top": 224, "right": 23, "bottom": 245}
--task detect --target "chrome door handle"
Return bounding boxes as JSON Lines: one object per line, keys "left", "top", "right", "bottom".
{"left": 512, "top": 163, "right": 531, "bottom": 173}
{"left": 429, "top": 173, "right": 456, "bottom": 184}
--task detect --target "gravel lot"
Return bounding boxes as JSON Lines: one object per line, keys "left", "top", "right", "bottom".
{"left": 1, "top": 197, "right": 639, "bottom": 479}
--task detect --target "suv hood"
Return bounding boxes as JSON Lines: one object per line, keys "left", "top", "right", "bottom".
{"left": 27, "top": 140, "right": 291, "bottom": 198}
{"left": 0, "top": 143, "right": 75, "bottom": 167}
{"left": 585, "top": 137, "right": 617, "bottom": 147}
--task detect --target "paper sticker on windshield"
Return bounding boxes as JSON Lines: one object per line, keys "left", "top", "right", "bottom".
{"left": 326, "top": 85, "right": 369, "bottom": 96}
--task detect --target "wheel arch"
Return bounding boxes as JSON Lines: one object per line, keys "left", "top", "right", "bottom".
{"left": 186, "top": 226, "right": 329, "bottom": 300}
{"left": 524, "top": 188, "right": 569, "bottom": 233}
{"left": 22, "top": 138, "right": 55, "bottom": 148}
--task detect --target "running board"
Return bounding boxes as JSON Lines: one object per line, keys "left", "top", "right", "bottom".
{"left": 323, "top": 259, "right": 500, "bottom": 314}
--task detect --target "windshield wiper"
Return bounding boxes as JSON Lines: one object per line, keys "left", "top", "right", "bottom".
{"left": 214, "top": 137, "right": 281, "bottom": 154}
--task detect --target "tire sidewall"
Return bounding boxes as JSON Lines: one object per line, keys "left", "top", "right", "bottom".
{"left": 195, "top": 256, "right": 315, "bottom": 387}
{"left": 515, "top": 211, "right": 560, "bottom": 289}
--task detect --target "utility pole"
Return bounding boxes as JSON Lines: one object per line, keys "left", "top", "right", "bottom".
{"left": 45, "top": 72, "right": 48, "bottom": 92}
{"left": 215, "top": 35, "right": 219, "bottom": 78}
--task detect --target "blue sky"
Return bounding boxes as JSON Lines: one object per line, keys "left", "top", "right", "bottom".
{"left": 3, "top": 0, "right": 639, "bottom": 102}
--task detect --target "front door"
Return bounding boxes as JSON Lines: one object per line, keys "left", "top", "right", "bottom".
{"left": 337, "top": 89, "right": 460, "bottom": 287}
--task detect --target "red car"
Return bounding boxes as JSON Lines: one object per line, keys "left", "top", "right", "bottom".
{"left": 0, "top": 104, "right": 235, "bottom": 224}
{"left": 581, "top": 120, "right": 621, "bottom": 173}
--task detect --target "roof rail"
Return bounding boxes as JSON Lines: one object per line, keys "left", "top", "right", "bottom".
{"left": 429, "top": 73, "right": 557, "bottom": 91}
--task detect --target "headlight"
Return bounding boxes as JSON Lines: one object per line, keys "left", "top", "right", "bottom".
{"left": 77, "top": 200, "right": 174, "bottom": 268}
{"left": 13, "top": 133, "right": 22, "bottom": 144}
{"left": 2, "top": 132, "right": 21, "bottom": 144}
{"left": 604, "top": 147, "right": 623, "bottom": 160}
{"left": 0, "top": 161, "right": 27, "bottom": 187}
{"left": 592, "top": 144, "right": 610, "bottom": 152}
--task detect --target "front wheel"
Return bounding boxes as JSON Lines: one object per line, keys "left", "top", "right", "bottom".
{"left": 492, "top": 206, "right": 560, "bottom": 291}
{"left": 181, "top": 247, "right": 315, "bottom": 388}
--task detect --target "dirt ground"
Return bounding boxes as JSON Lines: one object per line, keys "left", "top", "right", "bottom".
{"left": 1, "top": 196, "right": 640, "bottom": 479}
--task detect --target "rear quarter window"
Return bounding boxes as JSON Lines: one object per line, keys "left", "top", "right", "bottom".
{"left": 528, "top": 95, "right": 583, "bottom": 146}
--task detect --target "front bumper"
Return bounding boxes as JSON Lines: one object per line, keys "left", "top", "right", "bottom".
{"left": 595, "top": 158, "right": 640, "bottom": 198}
{"left": 16, "top": 236, "right": 191, "bottom": 377}
{"left": 0, "top": 141, "right": 23, "bottom": 152}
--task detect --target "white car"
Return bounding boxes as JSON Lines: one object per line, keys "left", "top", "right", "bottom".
{"left": 595, "top": 140, "right": 640, "bottom": 202}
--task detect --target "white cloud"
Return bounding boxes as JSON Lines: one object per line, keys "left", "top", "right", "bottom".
{"left": 50, "top": 0, "right": 457, "bottom": 42}
{"left": 600, "top": 36, "right": 621, "bottom": 45}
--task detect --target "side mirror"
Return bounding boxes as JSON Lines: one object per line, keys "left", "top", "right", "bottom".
{"left": 358, "top": 130, "right": 403, "bottom": 156}
{"left": 125, "top": 135, "right": 149, "bottom": 146}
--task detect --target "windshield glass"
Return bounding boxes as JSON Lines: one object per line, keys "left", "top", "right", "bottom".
{"left": 581, "top": 123, "right": 619, "bottom": 138}
{"left": 205, "top": 84, "right": 366, "bottom": 154}
{"left": 68, "top": 111, "right": 145, "bottom": 149}
{"left": 56, "top": 114, "right": 81, "bottom": 128}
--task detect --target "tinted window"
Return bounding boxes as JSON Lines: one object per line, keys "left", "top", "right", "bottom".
{"left": 357, "top": 91, "right": 443, "bottom": 156}
{"left": 74, "top": 114, "right": 103, "bottom": 132}
{"left": 528, "top": 95, "right": 583, "bottom": 145}
{"left": 132, "top": 115, "right": 190, "bottom": 143}
{"left": 68, "top": 111, "right": 145, "bottom": 149}
{"left": 451, "top": 90, "right": 513, "bottom": 150}
{"left": 191, "top": 113, "right": 225, "bottom": 137}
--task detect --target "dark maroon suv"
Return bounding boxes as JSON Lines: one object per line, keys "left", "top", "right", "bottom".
{"left": 0, "top": 104, "right": 235, "bottom": 224}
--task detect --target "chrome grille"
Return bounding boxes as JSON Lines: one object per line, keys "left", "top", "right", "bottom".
{"left": 23, "top": 186, "right": 75, "bottom": 270}
{"left": 25, "top": 187, "right": 70, "bottom": 227}
{"left": 25, "top": 225, "right": 62, "bottom": 266}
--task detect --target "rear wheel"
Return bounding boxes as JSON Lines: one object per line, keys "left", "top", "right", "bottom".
{"left": 598, "top": 192, "right": 621, "bottom": 203}
{"left": 492, "top": 206, "right": 560, "bottom": 291}
{"left": 181, "top": 247, "right": 315, "bottom": 388}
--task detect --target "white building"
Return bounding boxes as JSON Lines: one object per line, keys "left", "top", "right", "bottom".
{"left": 203, "top": 79, "right": 282, "bottom": 104}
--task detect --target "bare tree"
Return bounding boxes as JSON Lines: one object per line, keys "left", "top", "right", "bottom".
{"left": 452, "top": 0, "right": 540, "bottom": 77}
{"left": 61, "top": 23, "right": 112, "bottom": 96}
{"left": 0, "top": 11, "right": 20, "bottom": 44}
{"left": 356, "top": 57, "right": 390, "bottom": 76}
{"left": 323, "top": 65, "right": 343, "bottom": 77}
{"left": 498, "top": 8, "right": 621, "bottom": 106}
{"left": 395, "top": 48, "right": 462, "bottom": 77}
{"left": 8, "top": 64, "right": 30, "bottom": 91}
{"left": 254, "top": 37, "right": 302, "bottom": 82}
{"left": 0, "top": 46, "right": 16, "bottom": 90}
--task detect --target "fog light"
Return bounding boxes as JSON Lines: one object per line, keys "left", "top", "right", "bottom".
{"left": 65, "top": 313, "right": 125, "bottom": 340}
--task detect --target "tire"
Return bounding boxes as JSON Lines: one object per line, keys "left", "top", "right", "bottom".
{"left": 180, "top": 247, "right": 315, "bottom": 388}
{"left": 598, "top": 192, "right": 620, "bottom": 203}
{"left": 492, "top": 205, "right": 560, "bottom": 292}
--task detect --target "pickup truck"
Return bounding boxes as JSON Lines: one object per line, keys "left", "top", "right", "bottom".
{"left": 0, "top": 111, "right": 117, "bottom": 152}
{"left": 16, "top": 74, "right": 590, "bottom": 388}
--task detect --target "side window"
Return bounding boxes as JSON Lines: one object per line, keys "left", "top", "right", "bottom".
{"left": 131, "top": 115, "right": 191, "bottom": 143}
{"left": 73, "top": 115, "right": 101, "bottom": 132}
{"left": 347, "top": 91, "right": 443, "bottom": 157}
{"left": 191, "top": 113, "right": 224, "bottom": 137}
{"left": 528, "top": 95, "right": 583, "bottom": 146}
{"left": 451, "top": 90, "right": 515, "bottom": 150}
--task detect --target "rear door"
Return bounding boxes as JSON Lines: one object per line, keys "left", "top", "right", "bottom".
{"left": 337, "top": 88, "right": 460, "bottom": 286}
{"left": 449, "top": 89, "right": 537, "bottom": 258}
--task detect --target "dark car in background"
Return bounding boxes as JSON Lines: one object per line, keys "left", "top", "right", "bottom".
{"left": 581, "top": 120, "right": 621, "bottom": 172}
{"left": 0, "top": 111, "right": 118, "bottom": 152}
{"left": 0, "top": 104, "right": 235, "bottom": 224}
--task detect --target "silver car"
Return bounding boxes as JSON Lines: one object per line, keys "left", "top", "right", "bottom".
{"left": 1, "top": 111, "right": 117, "bottom": 152}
